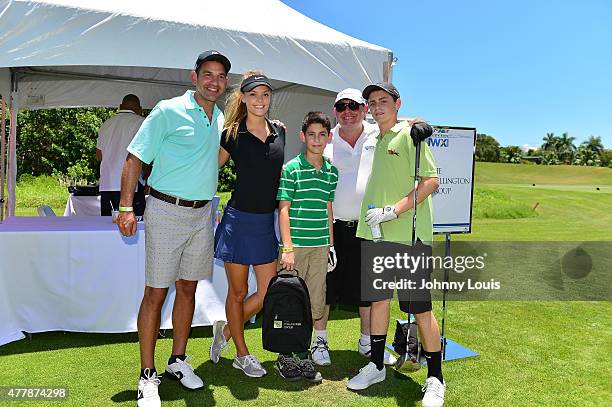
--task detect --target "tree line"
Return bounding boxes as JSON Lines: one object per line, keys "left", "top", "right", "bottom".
{"left": 3, "top": 108, "right": 610, "bottom": 189}
{"left": 476, "top": 133, "right": 611, "bottom": 167}
{"left": 4, "top": 108, "right": 237, "bottom": 189}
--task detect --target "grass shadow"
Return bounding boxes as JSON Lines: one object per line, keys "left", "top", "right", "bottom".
{"left": 111, "top": 349, "right": 426, "bottom": 406}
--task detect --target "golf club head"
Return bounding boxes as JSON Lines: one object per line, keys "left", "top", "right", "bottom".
{"left": 395, "top": 352, "right": 421, "bottom": 372}
{"left": 410, "top": 122, "right": 433, "bottom": 146}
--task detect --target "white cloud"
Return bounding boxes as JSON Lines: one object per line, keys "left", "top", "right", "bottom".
{"left": 521, "top": 144, "right": 539, "bottom": 152}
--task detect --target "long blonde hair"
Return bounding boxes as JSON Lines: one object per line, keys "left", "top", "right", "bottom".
{"left": 224, "top": 69, "right": 267, "bottom": 141}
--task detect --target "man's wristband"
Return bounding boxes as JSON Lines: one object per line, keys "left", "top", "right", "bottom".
{"left": 281, "top": 247, "right": 294, "bottom": 253}
{"left": 118, "top": 206, "right": 134, "bottom": 212}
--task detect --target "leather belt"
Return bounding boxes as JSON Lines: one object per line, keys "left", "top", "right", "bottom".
{"left": 336, "top": 219, "right": 358, "bottom": 228}
{"left": 150, "top": 188, "right": 210, "bottom": 209}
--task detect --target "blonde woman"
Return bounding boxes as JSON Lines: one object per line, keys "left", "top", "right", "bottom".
{"left": 211, "top": 71, "right": 285, "bottom": 377}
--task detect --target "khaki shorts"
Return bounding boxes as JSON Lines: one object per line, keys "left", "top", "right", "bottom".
{"left": 280, "top": 246, "right": 328, "bottom": 320}
{"left": 144, "top": 196, "right": 214, "bottom": 288}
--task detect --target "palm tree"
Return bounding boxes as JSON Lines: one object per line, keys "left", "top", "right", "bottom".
{"left": 580, "top": 135, "right": 604, "bottom": 156}
{"left": 541, "top": 132, "right": 557, "bottom": 151}
{"left": 557, "top": 132, "right": 576, "bottom": 164}
{"left": 574, "top": 147, "right": 601, "bottom": 166}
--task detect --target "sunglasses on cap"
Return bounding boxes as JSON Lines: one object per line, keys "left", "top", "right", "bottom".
{"left": 334, "top": 101, "right": 361, "bottom": 112}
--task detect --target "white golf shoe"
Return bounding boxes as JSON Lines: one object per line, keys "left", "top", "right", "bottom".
{"left": 137, "top": 368, "right": 161, "bottom": 407}
{"left": 346, "top": 362, "right": 386, "bottom": 390}
{"left": 422, "top": 376, "right": 446, "bottom": 407}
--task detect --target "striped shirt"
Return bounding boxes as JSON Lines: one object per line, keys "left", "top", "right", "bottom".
{"left": 277, "top": 153, "right": 338, "bottom": 247}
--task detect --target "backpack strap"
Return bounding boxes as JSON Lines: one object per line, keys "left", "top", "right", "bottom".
{"left": 277, "top": 266, "right": 299, "bottom": 277}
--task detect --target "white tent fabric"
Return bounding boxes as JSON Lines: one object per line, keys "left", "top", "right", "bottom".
{"left": 0, "top": 0, "right": 392, "bottom": 216}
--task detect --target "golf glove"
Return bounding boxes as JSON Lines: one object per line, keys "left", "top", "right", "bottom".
{"left": 328, "top": 246, "right": 337, "bottom": 272}
{"left": 365, "top": 205, "right": 397, "bottom": 227}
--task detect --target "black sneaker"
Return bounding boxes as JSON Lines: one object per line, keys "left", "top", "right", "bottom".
{"left": 274, "top": 355, "right": 301, "bottom": 381}
{"left": 296, "top": 358, "right": 323, "bottom": 383}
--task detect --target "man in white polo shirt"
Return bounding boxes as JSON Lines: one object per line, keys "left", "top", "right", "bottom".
{"left": 311, "top": 88, "right": 396, "bottom": 367}
{"left": 96, "top": 94, "right": 146, "bottom": 216}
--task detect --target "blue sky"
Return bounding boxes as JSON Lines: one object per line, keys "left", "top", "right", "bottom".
{"left": 281, "top": 0, "right": 612, "bottom": 150}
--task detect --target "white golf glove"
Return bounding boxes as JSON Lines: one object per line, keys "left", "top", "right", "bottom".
{"left": 365, "top": 205, "right": 397, "bottom": 227}
{"left": 327, "top": 246, "right": 337, "bottom": 272}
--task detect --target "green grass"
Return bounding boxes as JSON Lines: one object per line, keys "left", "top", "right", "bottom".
{"left": 1, "top": 301, "right": 609, "bottom": 406}
{"left": 475, "top": 162, "right": 612, "bottom": 186}
{"left": 12, "top": 174, "right": 69, "bottom": 216}
{"left": 464, "top": 163, "right": 612, "bottom": 241}
{"left": 2, "top": 164, "right": 611, "bottom": 406}
{"left": 472, "top": 187, "right": 538, "bottom": 219}
{"left": 11, "top": 176, "right": 232, "bottom": 217}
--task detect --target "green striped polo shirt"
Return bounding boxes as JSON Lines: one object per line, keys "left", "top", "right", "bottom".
{"left": 277, "top": 153, "right": 338, "bottom": 247}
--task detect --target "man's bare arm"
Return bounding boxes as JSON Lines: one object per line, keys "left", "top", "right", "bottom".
{"left": 116, "top": 153, "right": 143, "bottom": 236}
{"left": 119, "top": 153, "right": 143, "bottom": 207}
{"left": 393, "top": 176, "right": 439, "bottom": 216}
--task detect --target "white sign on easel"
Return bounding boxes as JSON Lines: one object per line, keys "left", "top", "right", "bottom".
{"left": 428, "top": 126, "right": 476, "bottom": 234}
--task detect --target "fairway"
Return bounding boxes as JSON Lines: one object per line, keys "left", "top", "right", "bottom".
{"left": 2, "top": 163, "right": 611, "bottom": 406}
{"left": 475, "top": 162, "right": 612, "bottom": 186}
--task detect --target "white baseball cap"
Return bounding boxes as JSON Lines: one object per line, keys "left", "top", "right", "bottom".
{"left": 334, "top": 88, "right": 366, "bottom": 105}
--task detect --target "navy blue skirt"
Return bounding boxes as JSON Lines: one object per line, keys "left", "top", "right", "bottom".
{"left": 214, "top": 206, "right": 278, "bottom": 265}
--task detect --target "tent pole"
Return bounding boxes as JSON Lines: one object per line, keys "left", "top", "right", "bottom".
{"left": 0, "top": 95, "right": 6, "bottom": 221}
{"left": 6, "top": 71, "right": 18, "bottom": 217}
{"left": 7, "top": 101, "right": 17, "bottom": 217}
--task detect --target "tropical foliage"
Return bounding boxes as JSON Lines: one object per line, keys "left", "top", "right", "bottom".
{"left": 3, "top": 109, "right": 610, "bottom": 186}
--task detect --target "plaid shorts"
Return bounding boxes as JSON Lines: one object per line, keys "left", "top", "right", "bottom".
{"left": 144, "top": 196, "right": 214, "bottom": 288}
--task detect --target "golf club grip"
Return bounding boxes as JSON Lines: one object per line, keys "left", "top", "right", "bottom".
{"left": 411, "top": 142, "right": 421, "bottom": 246}
{"left": 410, "top": 122, "right": 433, "bottom": 146}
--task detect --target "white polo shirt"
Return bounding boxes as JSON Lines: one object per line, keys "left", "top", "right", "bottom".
{"left": 323, "top": 121, "right": 378, "bottom": 221}
{"left": 96, "top": 110, "right": 145, "bottom": 191}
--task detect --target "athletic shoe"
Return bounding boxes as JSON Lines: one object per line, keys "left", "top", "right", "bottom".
{"left": 137, "top": 368, "right": 161, "bottom": 407}
{"left": 357, "top": 339, "right": 397, "bottom": 366}
{"left": 165, "top": 356, "right": 204, "bottom": 390}
{"left": 232, "top": 355, "right": 267, "bottom": 378}
{"left": 210, "top": 320, "right": 228, "bottom": 363}
{"left": 346, "top": 362, "right": 386, "bottom": 390}
{"left": 296, "top": 358, "right": 323, "bottom": 383}
{"left": 311, "top": 336, "right": 331, "bottom": 366}
{"left": 274, "top": 355, "right": 301, "bottom": 381}
{"left": 422, "top": 377, "right": 445, "bottom": 407}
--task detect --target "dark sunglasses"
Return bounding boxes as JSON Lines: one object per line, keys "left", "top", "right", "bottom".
{"left": 334, "top": 101, "right": 361, "bottom": 112}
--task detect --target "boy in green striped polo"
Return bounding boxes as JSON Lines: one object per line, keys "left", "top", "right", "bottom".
{"left": 276, "top": 111, "right": 338, "bottom": 382}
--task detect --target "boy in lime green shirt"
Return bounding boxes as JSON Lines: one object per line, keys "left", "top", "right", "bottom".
{"left": 347, "top": 83, "right": 445, "bottom": 407}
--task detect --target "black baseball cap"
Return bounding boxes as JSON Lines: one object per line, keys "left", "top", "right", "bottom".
{"left": 195, "top": 50, "right": 231, "bottom": 74}
{"left": 240, "top": 74, "right": 273, "bottom": 92}
{"left": 362, "top": 82, "right": 400, "bottom": 101}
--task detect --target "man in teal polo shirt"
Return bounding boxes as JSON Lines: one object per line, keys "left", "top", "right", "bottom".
{"left": 347, "top": 83, "right": 445, "bottom": 407}
{"left": 116, "top": 50, "right": 230, "bottom": 407}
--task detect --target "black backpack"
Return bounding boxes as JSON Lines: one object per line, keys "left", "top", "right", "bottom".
{"left": 262, "top": 270, "right": 313, "bottom": 354}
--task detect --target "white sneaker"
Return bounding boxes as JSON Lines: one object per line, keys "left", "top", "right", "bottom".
{"left": 357, "top": 339, "right": 397, "bottom": 366}
{"left": 165, "top": 356, "right": 204, "bottom": 390}
{"left": 358, "top": 338, "right": 370, "bottom": 357}
{"left": 311, "top": 336, "right": 331, "bottom": 366}
{"left": 232, "top": 354, "right": 267, "bottom": 378}
{"left": 210, "top": 320, "right": 228, "bottom": 363}
{"left": 422, "top": 377, "right": 446, "bottom": 407}
{"left": 346, "top": 362, "right": 386, "bottom": 390}
{"left": 137, "top": 368, "right": 161, "bottom": 407}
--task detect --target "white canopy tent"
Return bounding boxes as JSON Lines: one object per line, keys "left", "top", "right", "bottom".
{"left": 0, "top": 0, "right": 393, "bottom": 218}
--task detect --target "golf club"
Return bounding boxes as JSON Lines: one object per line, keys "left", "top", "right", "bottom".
{"left": 395, "top": 121, "right": 433, "bottom": 372}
